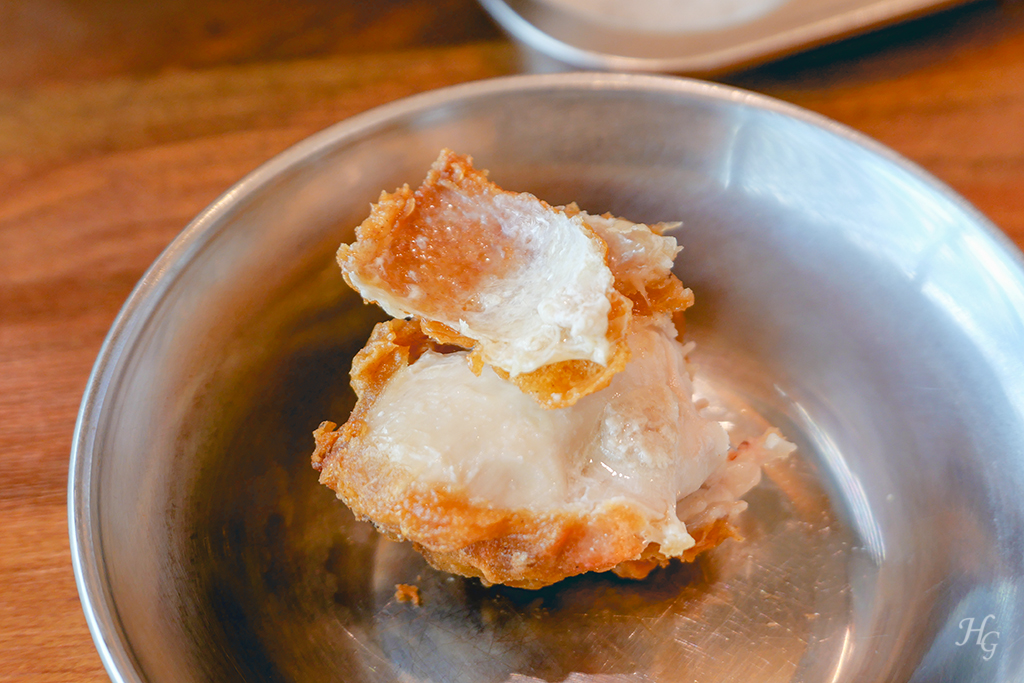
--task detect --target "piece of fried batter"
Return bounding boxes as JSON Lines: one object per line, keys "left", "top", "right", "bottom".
{"left": 313, "top": 317, "right": 793, "bottom": 588}
{"left": 314, "top": 150, "right": 794, "bottom": 589}
{"left": 337, "top": 149, "right": 691, "bottom": 409}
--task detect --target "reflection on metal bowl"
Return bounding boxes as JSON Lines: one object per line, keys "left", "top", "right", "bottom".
{"left": 70, "top": 73, "right": 1024, "bottom": 682}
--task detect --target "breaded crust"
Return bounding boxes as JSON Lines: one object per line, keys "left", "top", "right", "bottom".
{"left": 312, "top": 150, "right": 792, "bottom": 589}
{"left": 315, "top": 415, "right": 737, "bottom": 589}
{"left": 335, "top": 150, "right": 700, "bottom": 408}
{"left": 311, "top": 320, "right": 742, "bottom": 589}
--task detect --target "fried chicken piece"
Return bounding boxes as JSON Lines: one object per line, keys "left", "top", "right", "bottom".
{"left": 336, "top": 149, "right": 691, "bottom": 408}
{"left": 314, "top": 150, "right": 795, "bottom": 588}
{"left": 312, "top": 316, "right": 793, "bottom": 589}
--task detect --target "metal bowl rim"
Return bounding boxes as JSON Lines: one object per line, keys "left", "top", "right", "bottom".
{"left": 67, "top": 70, "right": 1024, "bottom": 683}
{"left": 476, "top": 0, "right": 973, "bottom": 74}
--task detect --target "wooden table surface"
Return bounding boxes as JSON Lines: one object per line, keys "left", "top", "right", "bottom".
{"left": 1, "top": 0, "right": 1022, "bottom": 679}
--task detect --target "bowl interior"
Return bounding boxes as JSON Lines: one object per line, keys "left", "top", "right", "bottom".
{"left": 73, "top": 75, "right": 1024, "bottom": 682}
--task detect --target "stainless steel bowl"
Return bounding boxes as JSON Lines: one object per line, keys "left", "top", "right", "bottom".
{"left": 70, "top": 73, "right": 1024, "bottom": 682}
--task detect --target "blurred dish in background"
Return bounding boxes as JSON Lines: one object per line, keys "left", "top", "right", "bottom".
{"left": 478, "top": 0, "right": 973, "bottom": 73}
{"left": 541, "top": 0, "right": 789, "bottom": 33}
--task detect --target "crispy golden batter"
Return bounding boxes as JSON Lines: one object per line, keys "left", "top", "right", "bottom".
{"left": 394, "top": 584, "right": 422, "bottom": 606}
{"left": 313, "top": 150, "right": 794, "bottom": 589}
{"left": 311, "top": 321, "right": 782, "bottom": 589}
{"left": 491, "top": 343, "right": 631, "bottom": 410}
{"left": 312, "top": 321, "right": 656, "bottom": 588}
{"left": 337, "top": 150, "right": 528, "bottom": 323}
{"left": 315, "top": 413, "right": 729, "bottom": 589}
{"left": 336, "top": 150, "right": 691, "bottom": 408}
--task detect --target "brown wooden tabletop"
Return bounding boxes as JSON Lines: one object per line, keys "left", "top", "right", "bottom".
{"left": 1, "top": 0, "right": 1022, "bottom": 680}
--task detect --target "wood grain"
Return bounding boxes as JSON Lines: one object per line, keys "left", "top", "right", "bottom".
{"left": 0, "top": 36, "right": 515, "bottom": 683}
{"left": 0, "top": 0, "right": 501, "bottom": 89}
{"left": 1, "top": 0, "right": 1022, "bottom": 679}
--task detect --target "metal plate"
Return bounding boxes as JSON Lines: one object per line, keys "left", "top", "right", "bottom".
{"left": 70, "top": 73, "right": 1024, "bottom": 682}
{"left": 478, "top": 0, "right": 974, "bottom": 72}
